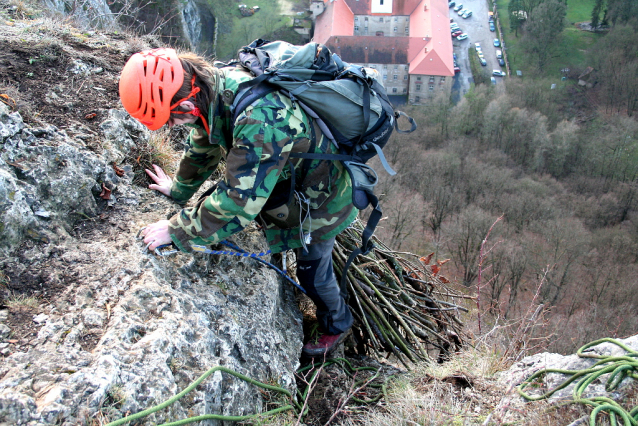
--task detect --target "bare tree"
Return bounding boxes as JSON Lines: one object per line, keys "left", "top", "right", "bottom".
{"left": 446, "top": 206, "right": 497, "bottom": 286}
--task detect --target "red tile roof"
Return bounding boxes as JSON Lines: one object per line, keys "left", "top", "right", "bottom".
{"left": 314, "top": 0, "right": 453, "bottom": 77}
{"left": 313, "top": 0, "right": 355, "bottom": 46}
{"left": 343, "top": 0, "right": 422, "bottom": 15}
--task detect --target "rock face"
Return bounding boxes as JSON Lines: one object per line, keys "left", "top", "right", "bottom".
{"left": 39, "top": 0, "right": 217, "bottom": 53}
{"left": 179, "top": 0, "right": 217, "bottom": 53}
{"left": 0, "top": 104, "right": 303, "bottom": 424}
{"left": 41, "top": 0, "right": 116, "bottom": 29}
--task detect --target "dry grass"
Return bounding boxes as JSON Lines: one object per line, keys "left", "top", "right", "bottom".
{"left": 5, "top": 292, "right": 39, "bottom": 310}
{"left": 127, "top": 126, "right": 182, "bottom": 187}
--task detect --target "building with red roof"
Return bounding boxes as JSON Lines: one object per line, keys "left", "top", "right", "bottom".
{"left": 313, "top": 0, "right": 454, "bottom": 104}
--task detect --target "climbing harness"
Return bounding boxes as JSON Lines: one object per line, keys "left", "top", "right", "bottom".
{"left": 103, "top": 358, "right": 392, "bottom": 426}
{"left": 135, "top": 228, "right": 305, "bottom": 294}
{"left": 517, "top": 338, "right": 638, "bottom": 426}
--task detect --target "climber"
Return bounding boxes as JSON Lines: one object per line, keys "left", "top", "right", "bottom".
{"left": 118, "top": 48, "right": 354, "bottom": 357}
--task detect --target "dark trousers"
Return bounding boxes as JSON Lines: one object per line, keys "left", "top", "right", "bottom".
{"left": 295, "top": 237, "right": 353, "bottom": 335}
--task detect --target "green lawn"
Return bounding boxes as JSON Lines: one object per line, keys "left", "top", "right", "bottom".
{"left": 496, "top": 0, "right": 603, "bottom": 76}
{"left": 215, "top": 2, "right": 292, "bottom": 60}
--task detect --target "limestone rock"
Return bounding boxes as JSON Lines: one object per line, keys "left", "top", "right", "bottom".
{"left": 0, "top": 105, "right": 304, "bottom": 425}
{"left": 494, "top": 335, "right": 638, "bottom": 422}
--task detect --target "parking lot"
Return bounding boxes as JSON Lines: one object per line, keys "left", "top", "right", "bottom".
{"left": 449, "top": 0, "right": 506, "bottom": 100}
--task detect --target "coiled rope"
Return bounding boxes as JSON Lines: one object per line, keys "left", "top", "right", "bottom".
{"left": 104, "top": 358, "right": 389, "bottom": 426}
{"left": 517, "top": 338, "right": 638, "bottom": 426}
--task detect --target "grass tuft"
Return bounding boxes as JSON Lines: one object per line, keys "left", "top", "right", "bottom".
{"left": 127, "top": 126, "right": 182, "bottom": 187}
{"left": 5, "top": 292, "right": 39, "bottom": 310}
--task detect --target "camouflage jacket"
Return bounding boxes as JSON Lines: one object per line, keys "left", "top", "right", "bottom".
{"left": 168, "top": 67, "right": 357, "bottom": 253}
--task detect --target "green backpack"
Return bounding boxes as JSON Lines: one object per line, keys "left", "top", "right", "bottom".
{"left": 229, "top": 39, "right": 417, "bottom": 287}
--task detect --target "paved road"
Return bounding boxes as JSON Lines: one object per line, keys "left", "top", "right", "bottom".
{"left": 449, "top": 0, "right": 505, "bottom": 100}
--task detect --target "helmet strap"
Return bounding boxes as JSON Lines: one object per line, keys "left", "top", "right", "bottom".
{"left": 170, "top": 75, "right": 210, "bottom": 135}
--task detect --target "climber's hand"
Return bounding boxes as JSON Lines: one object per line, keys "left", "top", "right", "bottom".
{"left": 145, "top": 164, "right": 172, "bottom": 197}
{"left": 142, "top": 220, "right": 172, "bottom": 250}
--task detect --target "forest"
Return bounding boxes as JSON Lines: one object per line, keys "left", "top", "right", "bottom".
{"left": 372, "top": 2, "right": 638, "bottom": 352}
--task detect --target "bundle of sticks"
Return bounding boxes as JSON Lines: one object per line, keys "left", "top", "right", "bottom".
{"left": 333, "top": 221, "right": 468, "bottom": 367}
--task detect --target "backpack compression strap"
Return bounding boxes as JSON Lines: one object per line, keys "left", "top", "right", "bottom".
{"left": 339, "top": 193, "right": 382, "bottom": 299}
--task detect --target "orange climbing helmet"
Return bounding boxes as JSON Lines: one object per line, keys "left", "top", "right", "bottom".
{"left": 119, "top": 48, "right": 184, "bottom": 131}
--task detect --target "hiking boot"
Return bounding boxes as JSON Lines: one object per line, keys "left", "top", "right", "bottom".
{"left": 302, "top": 330, "right": 350, "bottom": 357}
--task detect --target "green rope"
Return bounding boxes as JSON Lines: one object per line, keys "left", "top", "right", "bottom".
{"left": 104, "top": 366, "right": 300, "bottom": 426}
{"left": 516, "top": 338, "right": 638, "bottom": 426}
{"left": 105, "top": 358, "right": 393, "bottom": 426}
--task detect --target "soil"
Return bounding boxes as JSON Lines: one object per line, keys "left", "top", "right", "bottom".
{"left": 0, "top": 36, "right": 125, "bottom": 134}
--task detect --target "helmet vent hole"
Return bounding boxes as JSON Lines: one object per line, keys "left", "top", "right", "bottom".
{"left": 150, "top": 82, "right": 154, "bottom": 102}
{"left": 152, "top": 57, "right": 159, "bottom": 74}
{"left": 159, "top": 69, "right": 164, "bottom": 81}
{"left": 158, "top": 88, "right": 163, "bottom": 103}
{"left": 137, "top": 84, "right": 143, "bottom": 109}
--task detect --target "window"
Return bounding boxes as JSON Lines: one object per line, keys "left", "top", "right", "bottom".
{"left": 383, "top": 74, "right": 387, "bottom": 80}
{"left": 416, "top": 84, "right": 421, "bottom": 91}
{"left": 393, "top": 75, "right": 397, "bottom": 80}
{"left": 394, "top": 17, "right": 398, "bottom": 21}
{"left": 392, "top": 88, "right": 397, "bottom": 93}
{"left": 404, "top": 75, "right": 408, "bottom": 80}
{"left": 394, "top": 64, "right": 398, "bottom": 69}
{"left": 403, "top": 88, "right": 407, "bottom": 93}
{"left": 380, "top": 0, "right": 384, "bottom": 4}
{"left": 354, "top": 26, "right": 359, "bottom": 31}
{"left": 429, "top": 76, "right": 435, "bottom": 83}
{"left": 405, "top": 65, "right": 409, "bottom": 70}
{"left": 365, "top": 17, "right": 368, "bottom": 21}
{"left": 415, "top": 96, "right": 420, "bottom": 102}
{"left": 394, "top": 27, "right": 398, "bottom": 32}
{"left": 383, "top": 64, "right": 387, "bottom": 69}
{"left": 355, "top": 16, "right": 359, "bottom": 21}
{"left": 380, "top": 17, "right": 383, "bottom": 23}
{"left": 416, "top": 76, "right": 421, "bottom": 81}
{"left": 440, "top": 77, "right": 446, "bottom": 83}
{"left": 370, "top": 64, "right": 376, "bottom": 69}
{"left": 429, "top": 84, "right": 434, "bottom": 91}
{"left": 405, "top": 27, "right": 409, "bottom": 34}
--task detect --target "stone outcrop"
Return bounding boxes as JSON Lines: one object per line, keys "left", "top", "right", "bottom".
{"left": 493, "top": 335, "right": 638, "bottom": 423}
{"left": 0, "top": 102, "right": 303, "bottom": 425}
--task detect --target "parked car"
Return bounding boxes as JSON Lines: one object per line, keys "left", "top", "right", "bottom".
{"left": 462, "top": 10, "right": 472, "bottom": 18}
{"left": 498, "top": 58, "right": 505, "bottom": 66}
{"left": 480, "top": 58, "right": 487, "bottom": 66}
{"left": 489, "top": 22, "right": 496, "bottom": 31}
{"left": 496, "top": 49, "right": 502, "bottom": 59}
{"left": 457, "top": 33, "right": 468, "bottom": 40}
{"left": 452, "top": 30, "right": 463, "bottom": 37}
{"left": 451, "top": 23, "right": 460, "bottom": 30}
{"left": 453, "top": 53, "right": 457, "bottom": 60}
{"left": 454, "top": 65, "right": 461, "bottom": 73}
{"left": 475, "top": 42, "right": 481, "bottom": 49}
{"left": 491, "top": 77, "right": 497, "bottom": 85}
{"left": 458, "top": 9, "right": 467, "bottom": 16}
{"left": 494, "top": 38, "right": 500, "bottom": 47}
{"left": 448, "top": 1, "right": 455, "bottom": 7}
{"left": 492, "top": 70, "right": 506, "bottom": 76}
{"left": 454, "top": 4, "right": 463, "bottom": 12}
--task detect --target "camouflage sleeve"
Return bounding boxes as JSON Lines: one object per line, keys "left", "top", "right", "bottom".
{"left": 170, "top": 127, "right": 223, "bottom": 204}
{"left": 167, "top": 116, "right": 297, "bottom": 251}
